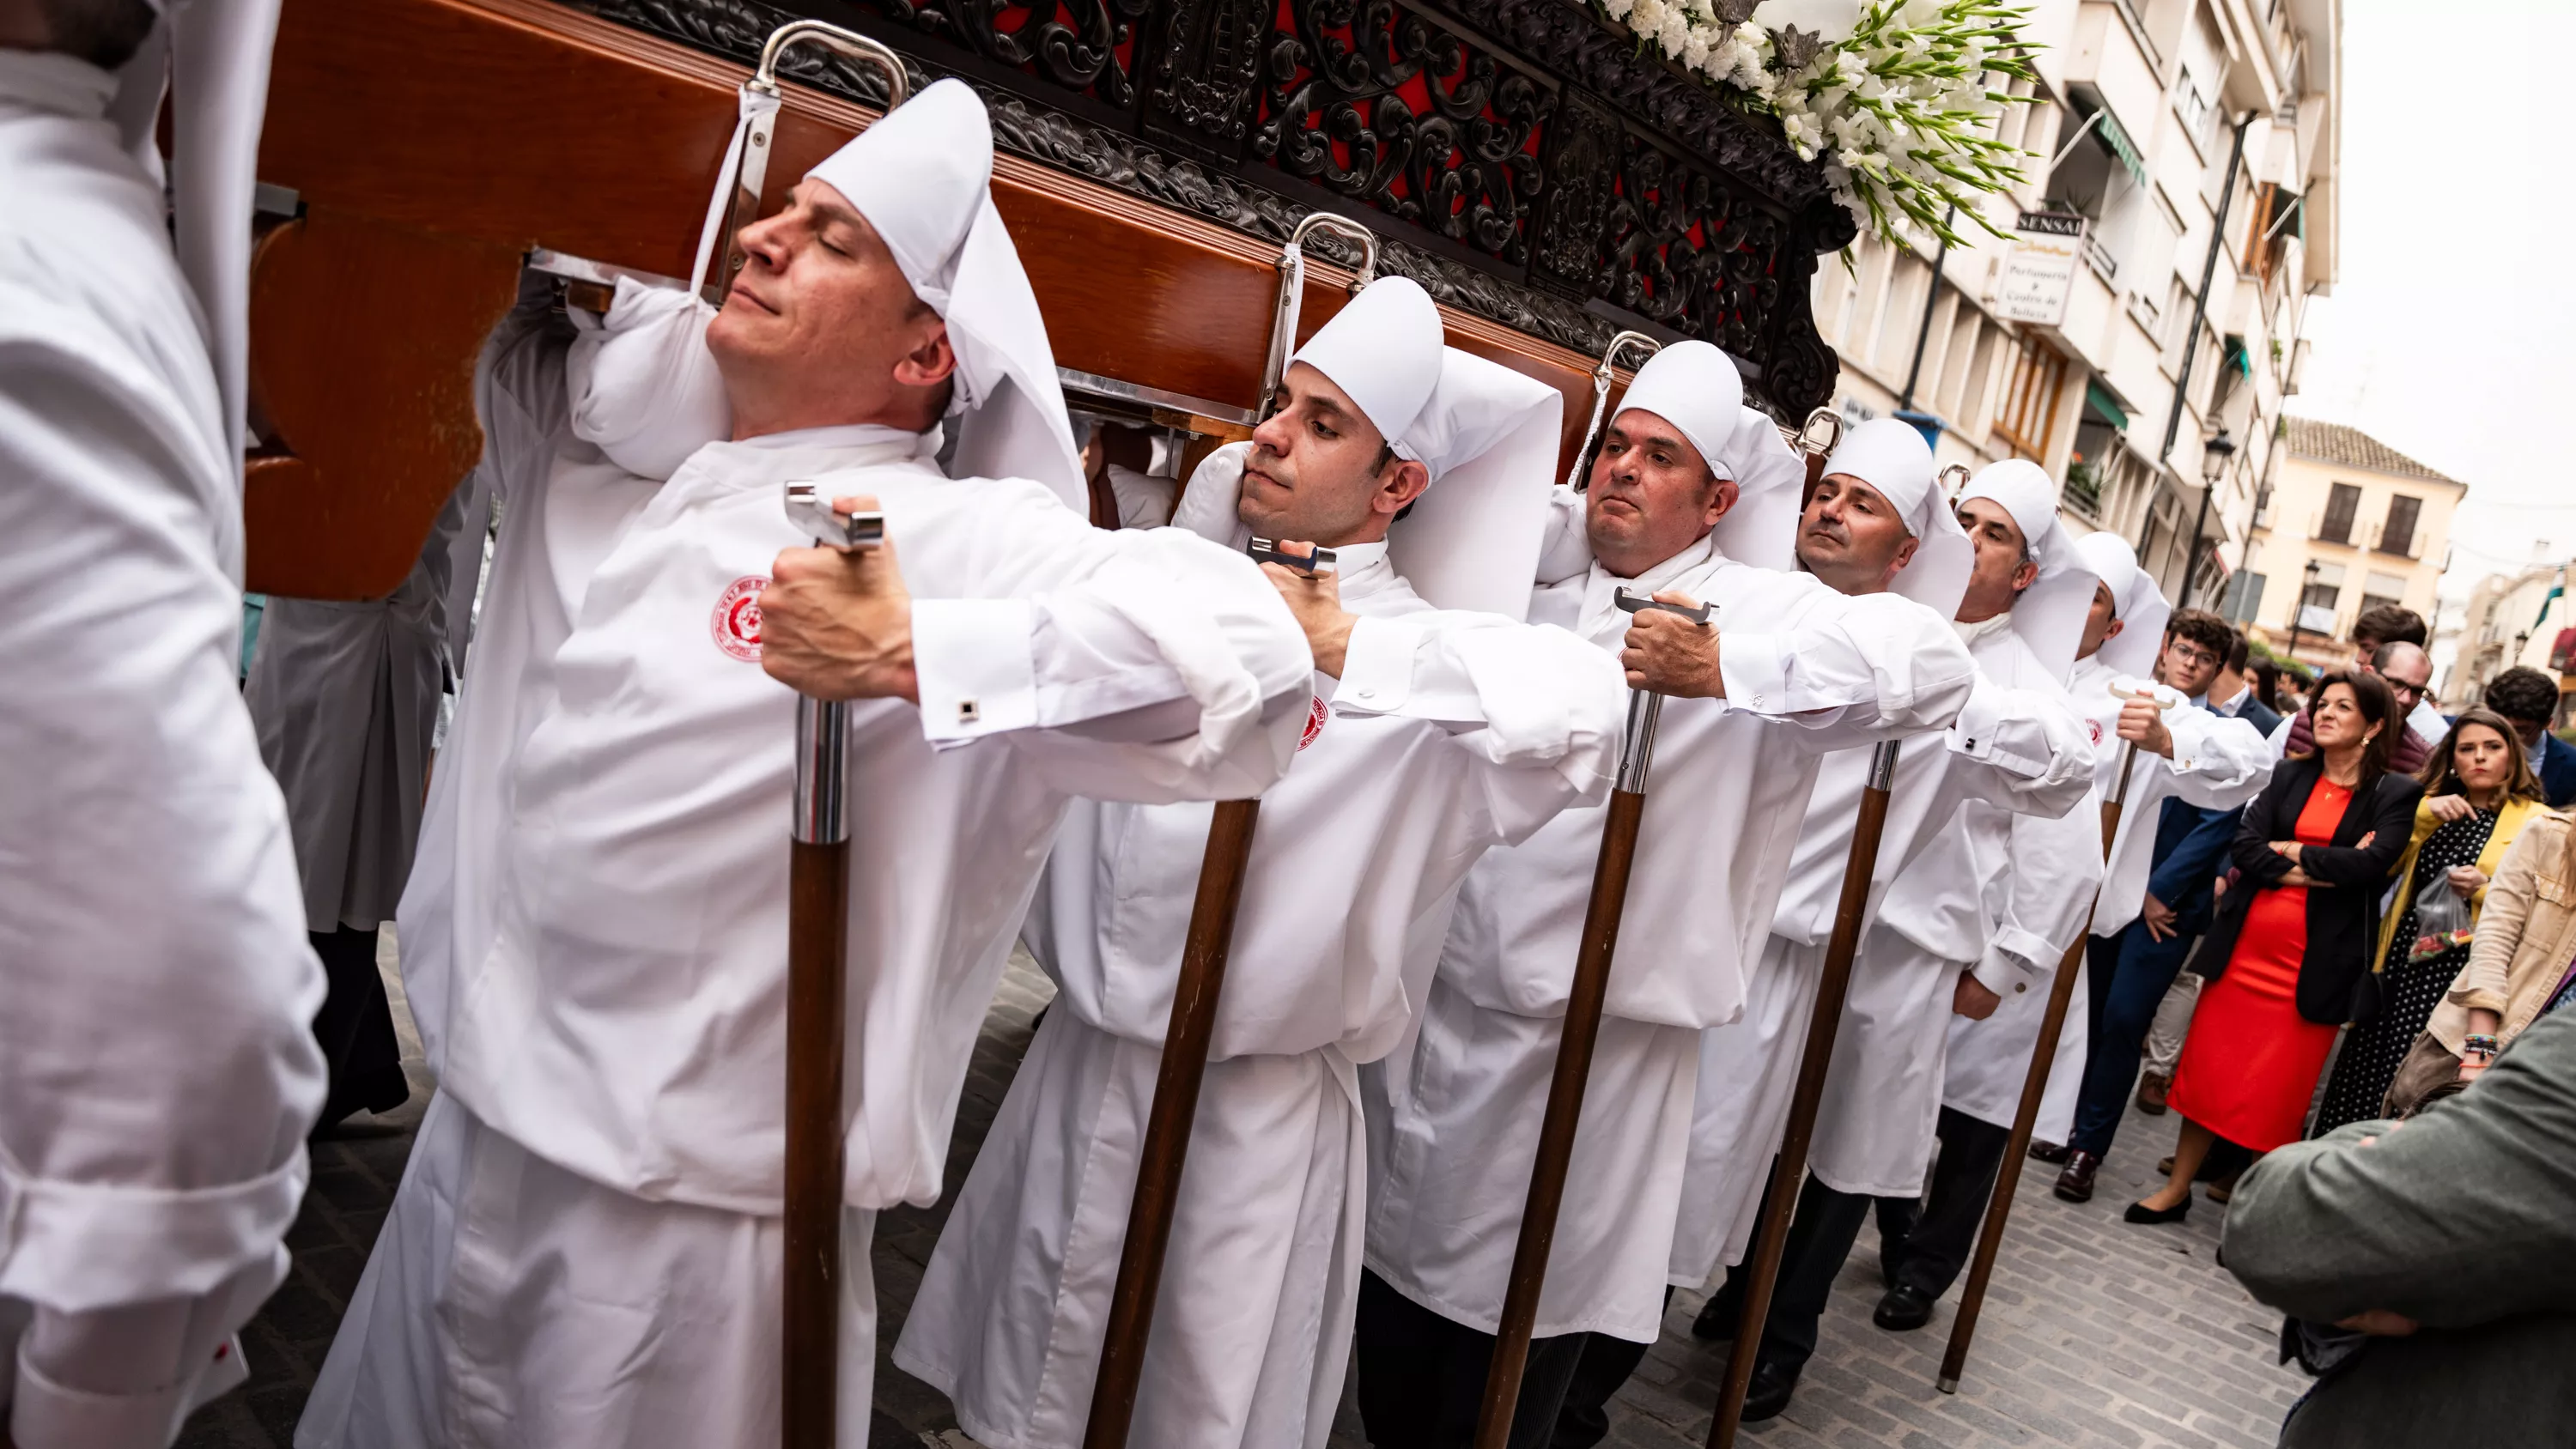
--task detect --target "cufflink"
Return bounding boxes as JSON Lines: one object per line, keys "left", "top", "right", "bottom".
{"left": 2014, "top": 982, "right": 2027, "bottom": 993}
{"left": 957, "top": 699, "right": 981, "bottom": 725}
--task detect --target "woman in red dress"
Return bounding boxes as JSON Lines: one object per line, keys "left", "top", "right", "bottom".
{"left": 2128, "top": 672, "right": 2421, "bottom": 1223}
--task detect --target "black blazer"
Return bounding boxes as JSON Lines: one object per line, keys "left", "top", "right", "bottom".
{"left": 2187, "top": 755, "right": 2423, "bottom": 1024}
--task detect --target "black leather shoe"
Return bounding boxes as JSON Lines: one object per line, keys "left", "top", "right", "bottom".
{"left": 2052, "top": 1149, "right": 2101, "bottom": 1203}
{"left": 2027, "top": 1138, "right": 2071, "bottom": 1164}
{"left": 1873, "top": 1282, "right": 1935, "bottom": 1331}
{"left": 1690, "top": 1290, "right": 1741, "bottom": 1342}
{"left": 2123, "top": 1197, "right": 2190, "bottom": 1225}
{"left": 1742, "top": 1360, "right": 1800, "bottom": 1422}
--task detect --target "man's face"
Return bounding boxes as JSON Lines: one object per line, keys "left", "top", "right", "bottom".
{"left": 1796, "top": 474, "right": 1919, "bottom": 596}
{"left": 2160, "top": 633, "right": 2223, "bottom": 698}
{"left": 2075, "top": 582, "right": 2123, "bottom": 661}
{"left": 2367, "top": 645, "right": 2434, "bottom": 712}
{"left": 1584, "top": 409, "right": 1735, "bottom": 576}
{"left": 705, "top": 180, "right": 953, "bottom": 433}
{"left": 1237, "top": 362, "right": 1425, "bottom": 547}
{"left": 1953, "top": 496, "right": 2037, "bottom": 622}
{"left": 2502, "top": 714, "right": 2547, "bottom": 749}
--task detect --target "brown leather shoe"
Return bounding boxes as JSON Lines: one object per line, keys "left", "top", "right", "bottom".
{"left": 2135, "top": 1073, "right": 2171, "bottom": 1115}
{"left": 2028, "top": 1139, "right": 2071, "bottom": 1164}
{"left": 2052, "top": 1149, "right": 2101, "bottom": 1203}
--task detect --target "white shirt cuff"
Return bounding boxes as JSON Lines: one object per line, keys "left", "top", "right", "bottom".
{"left": 1716, "top": 630, "right": 1789, "bottom": 712}
{"left": 1947, "top": 687, "right": 2050, "bottom": 778}
{"left": 1332, "top": 615, "right": 1423, "bottom": 716}
{"left": 912, "top": 598, "right": 1038, "bottom": 744}
{"left": 9, "top": 1342, "right": 207, "bottom": 1449}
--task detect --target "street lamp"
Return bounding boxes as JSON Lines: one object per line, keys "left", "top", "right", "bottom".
{"left": 2178, "top": 427, "right": 2236, "bottom": 607}
{"left": 2287, "top": 555, "right": 2322, "bottom": 666}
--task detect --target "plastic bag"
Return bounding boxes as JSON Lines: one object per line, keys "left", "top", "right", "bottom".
{"left": 2409, "top": 885, "right": 2474, "bottom": 964}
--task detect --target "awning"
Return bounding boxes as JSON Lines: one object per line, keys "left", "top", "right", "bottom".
{"left": 2069, "top": 90, "right": 2148, "bottom": 189}
{"left": 2084, "top": 379, "right": 2129, "bottom": 428}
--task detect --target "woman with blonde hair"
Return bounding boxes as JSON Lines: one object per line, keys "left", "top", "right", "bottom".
{"left": 2312, "top": 707, "right": 2548, "bottom": 1132}
{"left": 2385, "top": 785, "right": 2576, "bottom": 1114}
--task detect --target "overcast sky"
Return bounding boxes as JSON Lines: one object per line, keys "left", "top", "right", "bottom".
{"left": 2293, "top": 0, "right": 2573, "bottom": 596}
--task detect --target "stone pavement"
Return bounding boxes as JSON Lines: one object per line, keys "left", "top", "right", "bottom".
{"left": 180, "top": 944, "right": 2306, "bottom": 1449}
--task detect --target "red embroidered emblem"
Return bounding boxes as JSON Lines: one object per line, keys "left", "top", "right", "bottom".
{"left": 712, "top": 576, "right": 769, "bottom": 661}
{"left": 1298, "top": 694, "right": 1327, "bottom": 751}
{"left": 2087, "top": 718, "right": 2104, "bottom": 746}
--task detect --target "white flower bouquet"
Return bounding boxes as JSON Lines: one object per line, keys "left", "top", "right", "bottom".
{"left": 1589, "top": 0, "right": 2039, "bottom": 248}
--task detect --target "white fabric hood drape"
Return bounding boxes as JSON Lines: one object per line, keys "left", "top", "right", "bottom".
{"left": 1290, "top": 275, "right": 1445, "bottom": 457}
{"left": 1960, "top": 459, "right": 2100, "bottom": 685}
{"left": 105, "top": 0, "right": 284, "bottom": 461}
{"left": 805, "top": 78, "right": 1084, "bottom": 506}
{"left": 2073, "top": 529, "right": 2169, "bottom": 679}
{"left": 1820, "top": 416, "right": 1972, "bottom": 617}
{"left": 1384, "top": 346, "right": 1562, "bottom": 619}
{"left": 1708, "top": 405, "right": 1804, "bottom": 573}
{"left": 1609, "top": 340, "right": 1742, "bottom": 481}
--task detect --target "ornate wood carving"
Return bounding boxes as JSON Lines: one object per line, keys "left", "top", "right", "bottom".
{"left": 573, "top": 0, "right": 1844, "bottom": 414}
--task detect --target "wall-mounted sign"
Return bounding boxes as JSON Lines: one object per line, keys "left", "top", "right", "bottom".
{"left": 1997, "top": 211, "right": 2087, "bottom": 327}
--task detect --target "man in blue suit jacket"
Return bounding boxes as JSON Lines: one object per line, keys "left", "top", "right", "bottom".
{"left": 2052, "top": 635, "right": 2281, "bottom": 1202}
{"left": 2488, "top": 666, "right": 2576, "bottom": 809}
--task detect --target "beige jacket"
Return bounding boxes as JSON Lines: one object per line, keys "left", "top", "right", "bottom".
{"left": 2433, "top": 810, "right": 2576, "bottom": 1052}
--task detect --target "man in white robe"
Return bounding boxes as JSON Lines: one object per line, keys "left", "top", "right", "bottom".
{"left": 1868, "top": 530, "right": 2275, "bottom": 1326}
{"left": 1674, "top": 456, "right": 2099, "bottom": 1422}
{"left": 894, "top": 278, "right": 1626, "bottom": 1449}
{"left": 2, "top": 5, "right": 331, "bottom": 1445}
{"left": 1355, "top": 348, "right": 1982, "bottom": 1448}
{"left": 294, "top": 80, "right": 1312, "bottom": 1449}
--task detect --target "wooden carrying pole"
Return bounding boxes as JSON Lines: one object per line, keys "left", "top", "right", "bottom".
{"left": 1078, "top": 213, "right": 1379, "bottom": 1449}
{"left": 1936, "top": 729, "right": 2148, "bottom": 1393}
{"left": 1473, "top": 593, "right": 1710, "bottom": 1449}
{"left": 1708, "top": 737, "right": 1902, "bottom": 1449}
{"left": 779, "top": 490, "right": 888, "bottom": 1449}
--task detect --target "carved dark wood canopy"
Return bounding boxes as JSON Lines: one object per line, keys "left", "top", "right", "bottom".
{"left": 574, "top": 0, "right": 1849, "bottom": 415}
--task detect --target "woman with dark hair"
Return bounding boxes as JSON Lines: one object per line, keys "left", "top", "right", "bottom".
{"left": 2127, "top": 672, "right": 2421, "bottom": 1223}
{"left": 2311, "top": 708, "right": 2548, "bottom": 1132}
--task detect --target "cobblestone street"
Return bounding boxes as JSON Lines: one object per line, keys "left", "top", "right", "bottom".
{"left": 183, "top": 943, "right": 2306, "bottom": 1449}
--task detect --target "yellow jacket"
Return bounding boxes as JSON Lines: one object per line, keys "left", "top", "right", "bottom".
{"left": 2372, "top": 794, "right": 2551, "bottom": 974}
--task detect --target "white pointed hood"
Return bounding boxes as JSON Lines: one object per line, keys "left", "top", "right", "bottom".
{"left": 100, "top": 0, "right": 285, "bottom": 462}
{"left": 1609, "top": 341, "right": 1743, "bottom": 485}
{"left": 1288, "top": 276, "right": 1446, "bottom": 456}
{"left": 805, "top": 79, "right": 1084, "bottom": 506}
{"left": 2072, "top": 530, "right": 2169, "bottom": 680}
{"left": 1819, "top": 417, "right": 1973, "bottom": 615}
{"left": 1959, "top": 459, "right": 2100, "bottom": 684}
{"left": 1386, "top": 348, "right": 1564, "bottom": 619}
{"left": 1710, "top": 407, "right": 1806, "bottom": 573}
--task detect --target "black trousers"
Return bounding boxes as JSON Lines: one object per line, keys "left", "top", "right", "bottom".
{"left": 310, "top": 925, "right": 410, "bottom": 1131}
{"left": 1353, "top": 1269, "right": 1587, "bottom": 1449}
{"left": 1699, "top": 1170, "right": 1874, "bottom": 1375}
{"left": 1874, "top": 1106, "right": 2013, "bottom": 1298}
{"left": 1547, "top": 1286, "right": 1672, "bottom": 1449}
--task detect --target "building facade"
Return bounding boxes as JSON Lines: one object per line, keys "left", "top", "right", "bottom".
{"left": 2448, "top": 562, "right": 2576, "bottom": 723}
{"left": 1809, "top": 0, "right": 2341, "bottom": 606}
{"left": 2237, "top": 417, "right": 2464, "bottom": 671}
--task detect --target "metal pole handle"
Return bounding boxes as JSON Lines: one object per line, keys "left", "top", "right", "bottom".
{"left": 1256, "top": 214, "right": 1382, "bottom": 421}
{"left": 1565, "top": 330, "right": 1664, "bottom": 492}
{"left": 714, "top": 21, "right": 913, "bottom": 301}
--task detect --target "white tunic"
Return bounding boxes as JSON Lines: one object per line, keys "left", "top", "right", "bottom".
{"left": 0, "top": 52, "right": 329, "bottom": 1449}
{"left": 898, "top": 544, "right": 1624, "bottom": 1448}
{"left": 1669, "top": 619, "right": 2093, "bottom": 1282}
{"left": 1365, "top": 529, "right": 1979, "bottom": 1342}
{"left": 245, "top": 479, "right": 470, "bottom": 932}
{"left": 301, "top": 305, "right": 1311, "bottom": 1449}
{"left": 1941, "top": 655, "right": 2272, "bottom": 1135}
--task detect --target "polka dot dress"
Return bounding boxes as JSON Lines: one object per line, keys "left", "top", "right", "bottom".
{"left": 2313, "top": 808, "right": 2498, "bottom": 1134}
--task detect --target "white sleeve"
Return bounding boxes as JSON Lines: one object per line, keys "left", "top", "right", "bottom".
{"left": 0, "top": 294, "right": 325, "bottom": 1446}
{"left": 471, "top": 276, "right": 579, "bottom": 508}
{"left": 2161, "top": 709, "right": 2275, "bottom": 809}
{"left": 1942, "top": 676, "right": 2099, "bottom": 820}
{"left": 1971, "top": 791, "right": 2107, "bottom": 996}
{"left": 1717, "top": 588, "right": 1978, "bottom": 749}
{"left": 1332, "top": 611, "right": 1625, "bottom": 843}
{"left": 910, "top": 502, "right": 1313, "bottom": 804}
